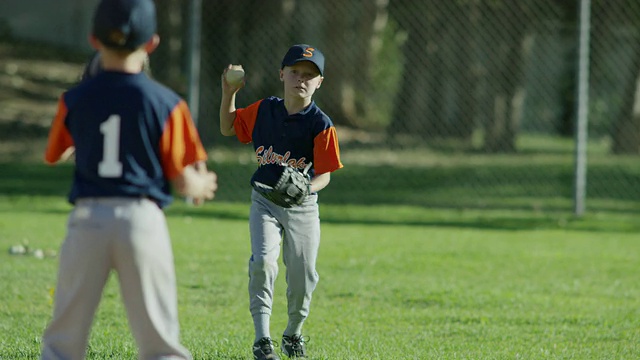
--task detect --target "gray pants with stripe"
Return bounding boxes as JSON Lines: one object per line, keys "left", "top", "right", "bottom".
{"left": 41, "top": 198, "right": 192, "bottom": 360}
{"left": 248, "top": 190, "right": 321, "bottom": 332}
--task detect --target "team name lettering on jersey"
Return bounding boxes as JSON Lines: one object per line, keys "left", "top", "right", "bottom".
{"left": 256, "top": 145, "right": 307, "bottom": 169}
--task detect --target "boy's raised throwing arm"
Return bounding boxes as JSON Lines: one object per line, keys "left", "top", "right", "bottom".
{"left": 219, "top": 64, "right": 245, "bottom": 136}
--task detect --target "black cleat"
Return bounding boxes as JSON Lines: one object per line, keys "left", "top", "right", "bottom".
{"left": 253, "top": 337, "right": 281, "bottom": 360}
{"left": 281, "top": 334, "right": 308, "bottom": 358}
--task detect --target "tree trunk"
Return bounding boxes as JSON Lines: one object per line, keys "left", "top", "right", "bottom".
{"left": 609, "top": 0, "right": 640, "bottom": 154}
{"left": 483, "top": 2, "right": 530, "bottom": 153}
{"left": 445, "top": 1, "right": 478, "bottom": 141}
{"left": 327, "top": 0, "right": 389, "bottom": 128}
{"left": 153, "top": 0, "right": 186, "bottom": 93}
{"left": 198, "top": 1, "right": 238, "bottom": 145}
{"left": 388, "top": 0, "right": 444, "bottom": 138}
{"left": 321, "top": 0, "right": 355, "bottom": 127}
{"left": 612, "top": 45, "right": 640, "bottom": 154}
{"left": 554, "top": 0, "right": 578, "bottom": 137}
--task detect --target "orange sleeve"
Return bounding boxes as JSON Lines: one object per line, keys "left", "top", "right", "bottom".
{"left": 44, "top": 96, "right": 74, "bottom": 164}
{"left": 159, "top": 100, "right": 208, "bottom": 180}
{"left": 233, "top": 99, "right": 263, "bottom": 144}
{"left": 313, "top": 127, "right": 343, "bottom": 174}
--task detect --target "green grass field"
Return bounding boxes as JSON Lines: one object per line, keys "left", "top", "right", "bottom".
{"left": 1, "top": 162, "right": 639, "bottom": 359}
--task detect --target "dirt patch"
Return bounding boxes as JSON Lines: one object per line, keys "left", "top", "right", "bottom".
{"left": 0, "top": 41, "right": 87, "bottom": 162}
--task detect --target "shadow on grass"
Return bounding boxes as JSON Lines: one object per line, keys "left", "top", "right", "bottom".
{"left": 1, "top": 162, "right": 638, "bottom": 232}
{"left": 164, "top": 203, "right": 640, "bottom": 233}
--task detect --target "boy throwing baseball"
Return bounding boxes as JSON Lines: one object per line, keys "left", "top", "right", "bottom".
{"left": 41, "top": 0, "right": 216, "bottom": 358}
{"left": 219, "top": 44, "right": 343, "bottom": 359}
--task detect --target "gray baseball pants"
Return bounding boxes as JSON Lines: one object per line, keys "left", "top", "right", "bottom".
{"left": 41, "top": 198, "right": 191, "bottom": 360}
{"left": 248, "top": 190, "right": 321, "bottom": 332}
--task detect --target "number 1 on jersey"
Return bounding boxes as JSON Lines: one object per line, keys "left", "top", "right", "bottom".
{"left": 98, "top": 114, "right": 123, "bottom": 178}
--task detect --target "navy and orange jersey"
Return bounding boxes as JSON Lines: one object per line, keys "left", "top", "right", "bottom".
{"left": 233, "top": 96, "right": 343, "bottom": 187}
{"left": 44, "top": 71, "right": 207, "bottom": 208}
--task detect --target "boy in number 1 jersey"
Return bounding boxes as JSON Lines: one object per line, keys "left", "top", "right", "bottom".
{"left": 41, "top": 0, "right": 216, "bottom": 358}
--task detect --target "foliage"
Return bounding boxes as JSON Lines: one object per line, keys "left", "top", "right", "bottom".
{"left": 365, "top": 17, "right": 407, "bottom": 130}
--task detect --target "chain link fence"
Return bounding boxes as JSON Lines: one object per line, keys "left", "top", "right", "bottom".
{"left": 1, "top": 0, "right": 639, "bottom": 214}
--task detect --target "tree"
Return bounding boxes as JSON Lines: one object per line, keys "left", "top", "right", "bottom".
{"left": 388, "top": 0, "right": 446, "bottom": 138}
{"left": 388, "top": 0, "right": 537, "bottom": 152}
{"left": 480, "top": 1, "right": 533, "bottom": 153}
{"left": 553, "top": 0, "right": 578, "bottom": 137}
{"left": 600, "top": 0, "right": 640, "bottom": 154}
{"left": 153, "top": 0, "right": 188, "bottom": 94}
{"left": 612, "top": 44, "right": 640, "bottom": 154}
{"left": 322, "top": 0, "right": 389, "bottom": 128}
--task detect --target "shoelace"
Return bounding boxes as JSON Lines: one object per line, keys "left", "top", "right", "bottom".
{"left": 286, "top": 335, "right": 310, "bottom": 351}
{"left": 256, "top": 338, "right": 279, "bottom": 353}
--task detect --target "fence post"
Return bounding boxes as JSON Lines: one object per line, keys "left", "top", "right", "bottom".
{"left": 574, "top": 0, "right": 591, "bottom": 217}
{"left": 187, "top": 0, "right": 202, "bottom": 126}
{"left": 185, "top": 0, "right": 202, "bottom": 205}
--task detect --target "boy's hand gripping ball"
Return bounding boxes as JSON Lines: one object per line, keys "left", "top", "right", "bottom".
{"left": 225, "top": 65, "right": 245, "bottom": 87}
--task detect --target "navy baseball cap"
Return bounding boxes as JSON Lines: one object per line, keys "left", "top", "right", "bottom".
{"left": 92, "top": 0, "right": 156, "bottom": 50}
{"left": 281, "top": 44, "right": 325, "bottom": 76}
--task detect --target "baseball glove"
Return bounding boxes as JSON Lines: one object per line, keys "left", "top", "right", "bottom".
{"left": 253, "top": 163, "right": 312, "bottom": 208}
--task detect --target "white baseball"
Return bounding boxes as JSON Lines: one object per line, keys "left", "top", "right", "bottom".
{"left": 225, "top": 65, "right": 245, "bottom": 86}
{"left": 9, "top": 245, "right": 26, "bottom": 255}
{"left": 33, "top": 249, "right": 44, "bottom": 260}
